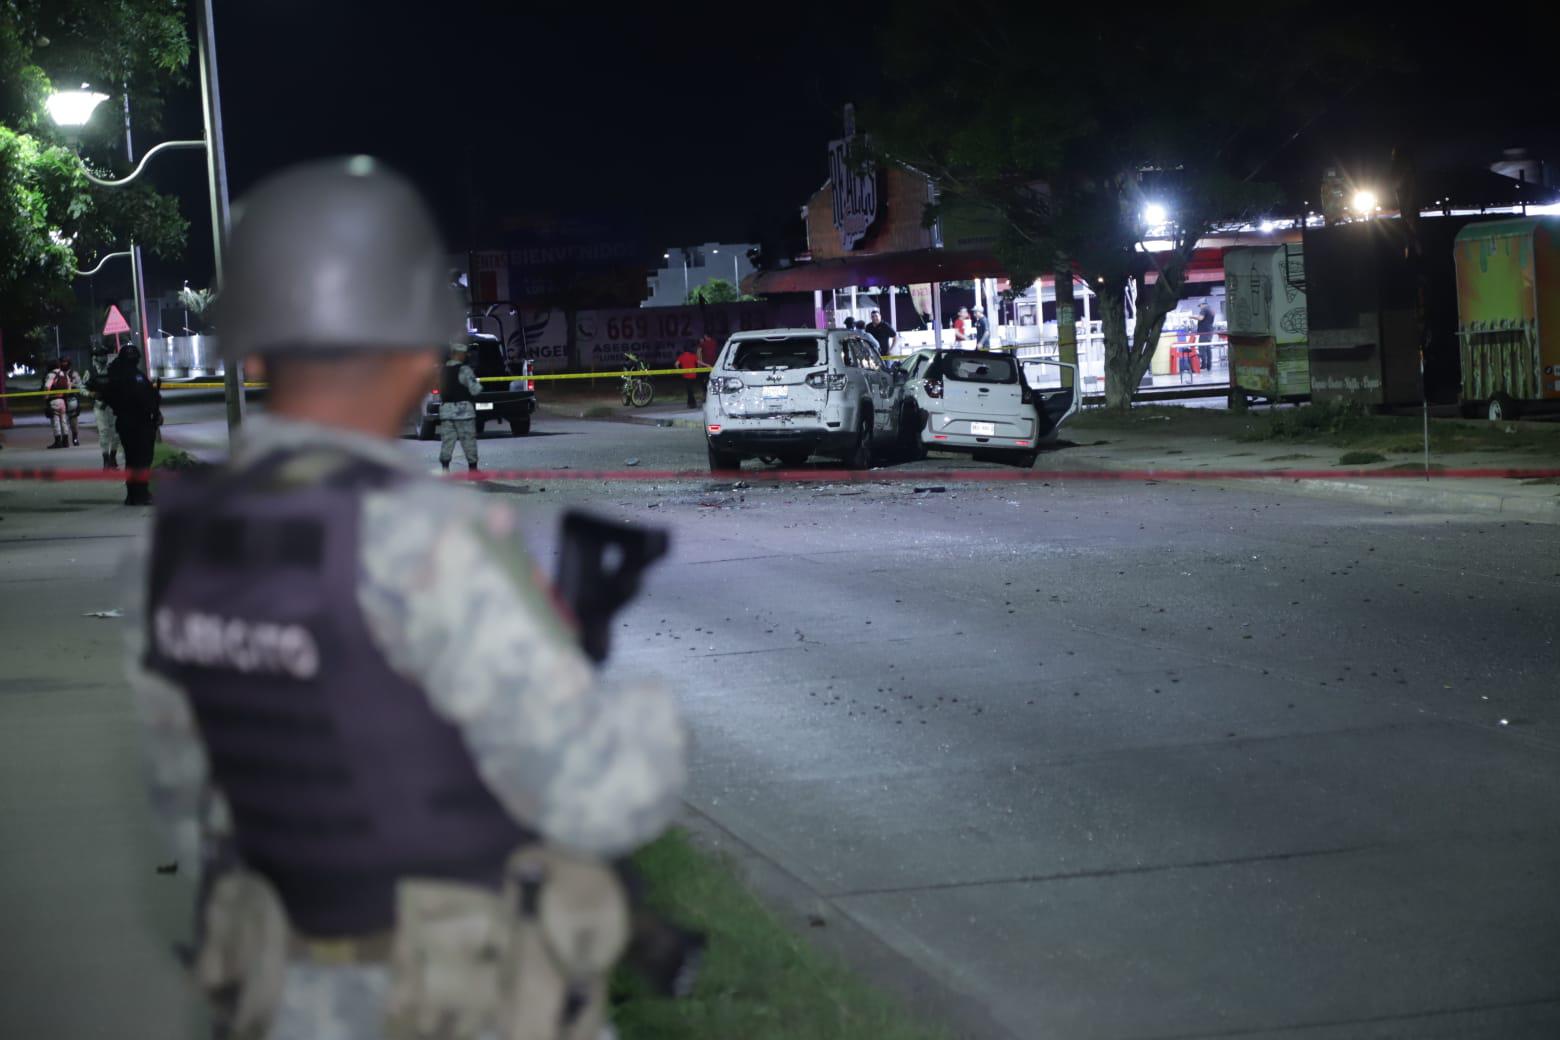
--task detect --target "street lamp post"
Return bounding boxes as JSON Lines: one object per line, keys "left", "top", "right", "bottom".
{"left": 47, "top": 0, "right": 239, "bottom": 437}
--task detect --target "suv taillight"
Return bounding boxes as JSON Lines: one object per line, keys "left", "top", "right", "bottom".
{"left": 805, "top": 372, "right": 826, "bottom": 389}
{"left": 720, "top": 377, "right": 744, "bottom": 394}
{"left": 524, "top": 360, "right": 534, "bottom": 392}
{"left": 925, "top": 378, "right": 943, "bottom": 399}
{"left": 827, "top": 372, "right": 847, "bottom": 391}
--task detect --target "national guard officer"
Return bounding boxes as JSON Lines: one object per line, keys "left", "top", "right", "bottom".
{"left": 85, "top": 345, "right": 122, "bottom": 469}
{"left": 123, "top": 157, "right": 687, "bottom": 1039}
{"left": 438, "top": 340, "right": 481, "bottom": 472}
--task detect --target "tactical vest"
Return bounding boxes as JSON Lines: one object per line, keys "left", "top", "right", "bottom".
{"left": 441, "top": 363, "right": 474, "bottom": 405}
{"left": 143, "top": 452, "right": 532, "bottom": 936}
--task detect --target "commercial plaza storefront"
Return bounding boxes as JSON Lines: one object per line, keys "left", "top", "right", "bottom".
{"left": 747, "top": 116, "right": 1267, "bottom": 397}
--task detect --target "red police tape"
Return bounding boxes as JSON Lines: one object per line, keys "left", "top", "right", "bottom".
{"left": 5, "top": 466, "right": 1560, "bottom": 484}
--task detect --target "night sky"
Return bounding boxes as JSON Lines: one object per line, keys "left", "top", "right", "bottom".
{"left": 133, "top": 1, "right": 860, "bottom": 300}
{"left": 123, "top": 4, "right": 1555, "bottom": 307}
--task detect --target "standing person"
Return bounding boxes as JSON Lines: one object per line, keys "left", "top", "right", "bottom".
{"left": 863, "top": 308, "right": 896, "bottom": 358}
{"left": 1196, "top": 301, "right": 1216, "bottom": 372}
{"left": 676, "top": 344, "right": 701, "bottom": 408}
{"left": 59, "top": 357, "right": 84, "bottom": 445}
{"left": 696, "top": 331, "right": 719, "bottom": 368}
{"left": 437, "top": 340, "right": 481, "bottom": 472}
{"left": 125, "top": 158, "right": 686, "bottom": 1040}
{"left": 44, "top": 359, "right": 70, "bottom": 448}
{"left": 84, "top": 346, "right": 121, "bottom": 469}
{"left": 972, "top": 306, "right": 990, "bottom": 349}
{"left": 953, "top": 307, "right": 972, "bottom": 343}
{"left": 97, "top": 344, "right": 159, "bottom": 504}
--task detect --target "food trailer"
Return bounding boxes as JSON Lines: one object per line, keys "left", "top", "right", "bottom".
{"left": 1224, "top": 244, "right": 1310, "bottom": 401}
{"left": 1452, "top": 217, "right": 1560, "bottom": 420}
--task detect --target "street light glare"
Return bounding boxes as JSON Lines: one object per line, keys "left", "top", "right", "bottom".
{"left": 1143, "top": 203, "right": 1169, "bottom": 226}
{"left": 45, "top": 88, "right": 110, "bottom": 127}
{"left": 1352, "top": 189, "right": 1379, "bottom": 214}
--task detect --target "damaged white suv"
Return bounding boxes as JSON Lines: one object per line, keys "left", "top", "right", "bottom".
{"left": 703, "top": 329, "right": 913, "bottom": 471}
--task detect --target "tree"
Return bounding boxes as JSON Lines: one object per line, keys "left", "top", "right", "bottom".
{"left": 177, "top": 283, "right": 213, "bottom": 330}
{"left": 866, "top": 2, "right": 1391, "bottom": 410}
{"left": 686, "top": 278, "right": 757, "bottom": 305}
{"left": 0, "top": 1, "right": 190, "bottom": 355}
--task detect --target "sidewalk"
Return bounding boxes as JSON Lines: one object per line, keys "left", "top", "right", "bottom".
{"left": 1057, "top": 406, "right": 1560, "bottom": 522}
{"left": 537, "top": 395, "right": 705, "bottom": 429}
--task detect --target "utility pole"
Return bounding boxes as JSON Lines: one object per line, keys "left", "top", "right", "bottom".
{"left": 122, "top": 90, "right": 152, "bottom": 373}
{"left": 195, "top": 0, "right": 242, "bottom": 435}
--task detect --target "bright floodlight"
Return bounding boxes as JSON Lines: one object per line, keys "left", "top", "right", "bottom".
{"left": 1351, "top": 189, "right": 1378, "bottom": 214}
{"left": 45, "top": 88, "right": 110, "bottom": 127}
{"left": 1259, "top": 220, "right": 1275, "bottom": 233}
{"left": 1143, "top": 203, "right": 1169, "bottom": 226}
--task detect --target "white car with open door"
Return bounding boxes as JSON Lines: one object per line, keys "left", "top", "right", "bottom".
{"left": 703, "top": 329, "right": 913, "bottom": 471}
{"left": 901, "top": 349, "right": 1080, "bottom": 466}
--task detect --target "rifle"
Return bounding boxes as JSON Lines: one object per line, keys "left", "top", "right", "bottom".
{"left": 553, "top": 510, "right": 706, "bottom": 998}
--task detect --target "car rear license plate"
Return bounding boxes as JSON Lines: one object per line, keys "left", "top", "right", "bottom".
{"left": 475, "top": 402, "right": 494, "bottom": 411}
{"left": 762, "top": 386, "right": 788, "bottom": 400}
{"left": 971, "top": 421, "right": 995, "bottom": 436}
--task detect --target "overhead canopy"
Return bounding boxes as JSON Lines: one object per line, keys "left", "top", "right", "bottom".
{"left": 747, "top": 249, "right": 1007, "bottom": 294}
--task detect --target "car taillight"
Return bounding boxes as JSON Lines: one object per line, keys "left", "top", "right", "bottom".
{"left": 925, "top": 378, "right": 943, "bottom": 399}
{"left": 805, "top": 372, "right": 826, "bottom": 389}
{"left": 827, "top": 372, "right": 847, "bottom": 391}
{"left": 431, "top": 389, "right": 440, "bottom": 395}
{"left": 721, "top": 377, "right": 744, "bottom": 394}
{"left": 707, "top": 424, "right": 721, "bottom": 433}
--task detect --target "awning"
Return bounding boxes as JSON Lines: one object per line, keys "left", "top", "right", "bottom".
{"left": 747, "top": 249, "right": 1007, "bottom": 294}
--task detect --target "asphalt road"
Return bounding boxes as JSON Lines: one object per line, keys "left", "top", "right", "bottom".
{"left": 3, "top": 402, "right": 1558, "bottom": 1039}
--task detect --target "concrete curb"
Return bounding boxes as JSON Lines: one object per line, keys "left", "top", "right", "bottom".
{"left": 676, "top": 804, "right": 1017, "bottom": 1040}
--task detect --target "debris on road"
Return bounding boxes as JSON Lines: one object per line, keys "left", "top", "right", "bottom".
{"left": 83, "top": 609, "right": 123, "bottom": 619}
{"left": 625, "top": 457, "right": 640, "bottom": 467}
{"left": 914, "top": 486, "right": 948, "bottom": 494}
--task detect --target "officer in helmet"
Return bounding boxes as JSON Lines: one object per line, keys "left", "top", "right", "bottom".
{"left": 123, "top": 157, "right": 686, "bottom": 1038}
{"left": 438, "top": 339, "right": 481, "bottom": 471}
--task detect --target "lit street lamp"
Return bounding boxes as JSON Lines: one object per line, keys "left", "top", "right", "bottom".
{"left": 1351, "top": 189, "right": 1379, "bottom": 217}
{"left": 44, "top": 88, "right": 109, "bottom": 127}
{"left": 1142, "top": 202, "right": 1170, "bottom": 228}
{"left": 46, "top": 0, "right": 240, "bottom": 437}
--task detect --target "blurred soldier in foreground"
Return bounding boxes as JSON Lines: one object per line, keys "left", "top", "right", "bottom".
{"left": 438, "top": 340, "right": 481, "bottom": 472}
{"left": 123, "top": 157, "right": 687, "bottom": 1039}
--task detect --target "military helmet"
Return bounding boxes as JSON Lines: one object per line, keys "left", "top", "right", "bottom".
{"left": 217, "top": 156, "right": 463, "bottom": 358}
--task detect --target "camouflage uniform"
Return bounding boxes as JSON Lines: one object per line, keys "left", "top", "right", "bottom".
{"left": 438, "top": 359, "right": 481, "bottom": 469}
{"left": 85, "top": 353, "right": 121, "bottom": 462}
{"left": 124, "top": 414, "right": 687, "bottom": 1039}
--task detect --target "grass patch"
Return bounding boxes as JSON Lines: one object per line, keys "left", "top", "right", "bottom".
{"left": 1387, "top": 461, "right": 1447, "bottom": 472}
{"left": 1074, "top": 401, "right": 1560, "bottom": 458}
{"left": 1338, "top": 450, "right": 1387, "bottom": 466}
{"left": 1264, "top": 453, "right": 1315, "bottom": 462}
{"left": 613, "top": 830, "right": 947, "bottom": 1040}
{"left": 152, "top": 443, "right": 202, "bottom": 469}
{"left": 583, "top": 404, "right": 620, "bottom": 419}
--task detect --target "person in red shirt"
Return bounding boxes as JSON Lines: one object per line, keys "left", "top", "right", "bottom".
{"left": 676, "top": 347, "right": 701, "bottom": 408}
{"left": 696, "top": 333, "right": 718, "bottom": 367}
